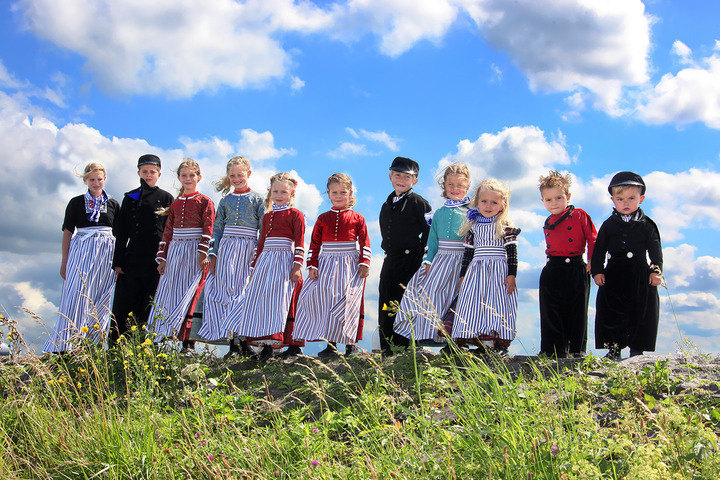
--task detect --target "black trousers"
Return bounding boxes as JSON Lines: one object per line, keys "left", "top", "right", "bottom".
{"left": 109, "top": 270, "right": 160, "bottom": 346}
{"left": 595, "top": 257, "right": 659, "bottom": 352}
{"left": 538, "top": 256, "right": 590, "bottom": 356}
{"left": 378, "top": 249, "right": 424, "bottom": 353}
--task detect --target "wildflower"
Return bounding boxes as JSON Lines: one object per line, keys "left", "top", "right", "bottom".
{"left": 311, "top": 460, "right": 320, "bottom": 467}
{"left": 243, "top": 448, "right": 250, "bottom": 454}
{"left": 48, "top": 379, "right": 54, "bottom": 385}
{"left": 78, "top": 368, "right": 86, "bottom": 373}
{"left": 274, "top": 471, "right": 280, "bottom": 476}
{"left": 131, "top": 325, "right": 138, "bottom": 331}
{"left": 550, "top": 445, "right": 559, "bottom": 456}
{"left": 93, "top": 323, "right": 100, "bottom": 329}
{"left": 194, "top": 432, "right": 201, "bottom": 439}
{"left": 6, "top": 336, "right": 11, "bottom": 342}
{"left": 312, "top": 428, "right": 319, "bottom": 434}
{"left": 141, "top": 338, "right": 152, "bottom": 347}
{"left": 126, "top": 351, "right": 134, "bottom": 357}
{"left": 80, "top": 326, "right": 89, "bottom": 333}
{"left": 207, "top": 454, "right": 214, "bottom": 461}
{"left": 157, "top": 353, "right": 167, "bottom": 359}
{"left": 382, "top": 303, "right": 388, "bottom": 311}
{"left": 86, "top": 408, "right": 92, "bottom": 414}
{"left": 58, "top": 377, "right": 66, "bottom": 384}
{"left": 77, "top": 382, "right": 82, "bottom": 388}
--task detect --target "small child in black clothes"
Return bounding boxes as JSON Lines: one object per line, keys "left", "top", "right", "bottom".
{"left": 378, "top": 156, "right": 431, "bottom": 356}
{"left": 110, "top": 154, "right": 174, "bottom": 346}
{"left": 591, "top": 171, "right": 663, "bottom": 360}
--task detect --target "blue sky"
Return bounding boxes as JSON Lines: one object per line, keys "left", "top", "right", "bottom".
{"left": 1, "top": 0, "right": 719, "bottom": 355}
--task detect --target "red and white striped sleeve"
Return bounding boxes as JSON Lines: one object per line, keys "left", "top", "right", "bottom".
{"left": 155, "top": 205, "right": 175, "bottom": 263}
{"left": 357, "top": 214, "right": 371, "bottom": 266}
{"left": 292, "top": 209, "right": 306, "bottom": 267}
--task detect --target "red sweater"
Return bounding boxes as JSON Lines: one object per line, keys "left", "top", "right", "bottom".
{"left": 307, "top": 208, "right": 371, "bottom": 269}
{"left": 253, "top": 207, "right": 305, "bottom": 267}
{"left": 543, "top": 206, "right": 597, "bottom": 259}
{"left": 156, "top": 192, "right": 215, "bottom": 262}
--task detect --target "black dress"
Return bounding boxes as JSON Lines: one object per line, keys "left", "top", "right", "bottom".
{"left": 591, "top": 209, "right": 663, "bottom": 352}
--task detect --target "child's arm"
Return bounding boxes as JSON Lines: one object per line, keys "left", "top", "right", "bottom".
{"left": 419, "top": 198, "right": 432, "bottom": 250}
{"left": 646, "top": 219, "right": 663, "bottom": 286}
{"left": 60, "top": 229, "right": 72, "bottom": 279}
{"left": 458, "top": 230, "right": 475, "bottom": 291}
{"left": 156, "top": 206, "right": 175, "bottom": 274}
{"left": 290, "top": 210, "right": 306, "bottom": 283}
{"left": 112, "top": 196, "right": 131, "bottom": 275}
{"left": 504, "top": 228, "right": 520, "bottom": 295}
{"left": 306, "top": 220, "right": 324, "bottom": 281}
{"left": 591, "top": 223, "right": 609, "bottom": 286}
{"left": 581, "top": 210, "right": 598, "bottom": 274}
{"left": 357, "top": 215, "right": 371, "bottom": 279}
{"left": 208, "top": 198, "right": 227, "bottom": 274}
{"left": 423, "top": 213, "right": 439, "bottom": 274}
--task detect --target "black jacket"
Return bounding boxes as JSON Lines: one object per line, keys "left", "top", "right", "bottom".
{"left": 379, "top": 190, "right": 431, "bottom": 255}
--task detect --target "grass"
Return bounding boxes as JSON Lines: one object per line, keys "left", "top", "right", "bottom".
{"left": 0, "top": 323, "right": 718, "bottom": 479}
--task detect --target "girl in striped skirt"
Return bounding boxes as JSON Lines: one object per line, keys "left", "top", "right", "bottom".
{"left": 295, "top": 173, "right": 371, "bottom": 358}
{"left": 44, "top": 163, "right": 120, "bottom": 353}
{"left": 148, "top": 159, "right": 215, "bottom": 353}
{"left": 199, "top": 156, "right": 265, "bottom": 358}
{"left": 453, "top": 179, "right": 520, "bottom": 355}
{"left": 395, "top": 164, "right": 471, "bottom": 345}
{"left": 225, "top": 172, "right": 305, "bottom": 362}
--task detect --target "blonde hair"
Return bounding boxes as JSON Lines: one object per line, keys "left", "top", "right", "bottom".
{"left": 158, "top": 158, "right": 202, "bottom": 216}
{"left": 78, "top": 162, "right": 106, "bottom": 182}
{"left": 214, "top": 156, "right": 252, "bottom": 195}
{"left": 438, "top": 163, "right": 471, "bottom": 198}
{"left": 264, "top": 172, "right": 297, "bottom": 212}
{"left": 538, "top": 170, "right": 571, "bottom": 195}
{"left": 326, "top": 173, "right": 356, "bottom": 208}
{"left": 458, "top": 178, "right": 513, "bottom": 239}
{"left": 610, "top": 184, "right": 643, "bottom": 196}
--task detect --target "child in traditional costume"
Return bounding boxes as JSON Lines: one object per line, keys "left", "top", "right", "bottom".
{"left": 44, "top": 163, "right": 119, "bottom": 353}
{"left": 537, "top": 170, "right": 597, "bottom": 358}
{"left": 453, "top": 178, "right": 520, "bottom": 355}
{"left": 148, "top": 158, "right": 215, "bottom": 353}
{"left": 110, "top": 154, "right": 173, "bottom": 346}
{"left": 395, "top": 163, "right": 471, "bottom": 345}
{"left": 591, "top": 171, "right": 662, "bottom": 360}
{"left": 199, "top": 156, "right": 265, "bottom": 358}
{"left": 225, "top": 172, "right": 305, "bottom": 362}
{"left": 294, "top": 173, "right": 371, "bottom": 357}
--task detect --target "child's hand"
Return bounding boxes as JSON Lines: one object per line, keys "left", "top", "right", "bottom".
{"left": 308, "top": 268, "right": 319, "bottom": 281}
{"left": 358, "top": 264, "right": 370, "bottom": 279}
{"left": 290, "top": 264, "right": 302, "bottom": 283}
{"left": 114, "top": 267, "right": 125, "bottom": 275}
{"left": 457, "top": 276, "right": 464, "bottom": 294}
{"left": 157, "top": 261, "right": 166, "bottom": 275}
{"left": 593, "top": 273, "right": 605, "bottom": 286}
{"left": 504, "top": 275, "right": 516, "bottom": 295}
{"left": 424, "top": 263, "right": 431, "bottom": 275}
{"left": 585, "top": 263, "right": 591, "bottom": 274}
{"left": 649, "top": 272, "right": 662, "bottom": 287}
{"left": 60, "top": 262, "right": 67, "bottom": 280}
{"left": 209, "top": 256, "right": 217, "bottom": 275}
{"left": 198, "top": 253, "right": 209, "bottom": 271}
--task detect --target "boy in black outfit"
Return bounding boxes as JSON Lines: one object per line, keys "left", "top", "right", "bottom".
{"left": 110, "top": 154, "right": 174, "bottom": 346}
{"left": 591, "top": 171, "right": 663, "bottom": 360}
{"left": 378, "top": 156, "right": 431, "bottom": 356}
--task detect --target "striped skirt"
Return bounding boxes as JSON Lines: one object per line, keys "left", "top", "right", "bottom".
{"left": 294, "top": 242, "right": 366, "bottom": 344}
{"left": 224, "top": 237, "right": 296, "bottom": 345}
{"left": 43, "top": 227, "right": 116, "bottom": 352}
{"left": 199, "top": 227, "right": 257, "bottom": 341}
{"left": 148, "top": 228, "right": 206, "bottom": 340}
{"left": 452, "top": 248, "right": 517, "bottom": 341}
{"left": 395, "top": 240, "right": 464, "bottom": 342}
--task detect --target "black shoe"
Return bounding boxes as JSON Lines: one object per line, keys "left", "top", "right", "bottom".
{"left": 257, "top": 345, "right": 274, "bottom": 363}
{"left": 604, "top": 346, "right": 621, "bottom": 361}
{"left": 238, "top": 340, "right": 254, "bottom": 357}
{"left": 629, "top": 349, "right": 643, "bottom": 357}
{"left": 279, "top": 345, "right": 302, "bottom": 359}
{"left": 180, "top": 341, "right": 195, "bottom": 355}
{"left": 345, "top": 344, "right": 360, "bottom": 357}
{"left": 223, "top": 341, "right": 240, "bottom": 360}
{"left": 318, "top": 343, "right": 339, "bottom": 358}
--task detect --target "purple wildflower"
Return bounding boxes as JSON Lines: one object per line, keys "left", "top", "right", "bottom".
{"left": 550, "top": 445, "right": 559, "bottom": 456}
{"left": 311, "top": 460, "right": 320, "bottom": 467}
{"left": 207, "top": 454, "right": 214, "bottom": 461}
{"left": 312, "top": 428, "right": 319, "bottom": 434}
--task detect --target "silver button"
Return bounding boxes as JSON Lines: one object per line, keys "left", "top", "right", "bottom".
{"left": 627, "top": 252, "right": 634, "bottom": 258}
{"left": 564, "top": 258, "right": 570, "bottom": 263}
{"left": 404, "top": 249, "right": 410, "bottom": 254}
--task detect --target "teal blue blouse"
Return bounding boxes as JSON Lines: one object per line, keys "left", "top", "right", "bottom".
{"left": 208, "top": 190, "right": 266, "bottom": 256}
{"left": 423, "top": 204, "right": 468, "bottom": 264}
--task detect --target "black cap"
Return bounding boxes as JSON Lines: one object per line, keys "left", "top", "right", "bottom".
{"left": 389, "top": 156, "right": 419, "bottom": 176}
{"left": 137, "top": 154, "right": 161, "bottom": 168}
{"left": 608, "top": 171, "right": 645, "bottom": 195}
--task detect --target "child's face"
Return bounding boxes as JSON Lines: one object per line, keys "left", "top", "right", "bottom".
{"left": 270, "top": 180, "right": 293, "bottom": 206}
{"left": 178, "top": 167, "right": 201, "bottom": 193}
{"left": 85, "top": 171, "right": 106, "bottom": 195}
{"left": 138, "top": 165, "right": 161, "bottom": 187}
{"left": 389, "top": 171, "right": 418, "bottom": 195}
{"left": 476, "top": 189, "right": 504, "bottom": 218}
{"left": 541, "top": 186, "right": 571, "bottom": 215}
{"left": 328, "top": 182, "right": 351, "bottom": 209}
{"left": 611, "top": 187, "right": 644, "bottom": 214}
{"left": 229, "top": 165, "right": 251, "bottom": 191}
{"left": 445, "top": 173, "right": 470, "bottom": 201}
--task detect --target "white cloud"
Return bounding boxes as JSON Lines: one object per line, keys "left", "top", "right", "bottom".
{"left": 671, "top": 40, "right": 694, "bottom": 66}
{"left": 359, "top": 129, "right": 400, "bottom": 151}
{"left": 328, "top": 141, "right": 375, "bottom": 158}
{"left": 636, "top": 41, "right": 720, "bottom": 129}
{"left": 290, "top": 75, "right": 306, "bottom": 92}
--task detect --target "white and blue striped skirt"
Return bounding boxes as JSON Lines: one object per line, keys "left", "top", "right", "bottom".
{"left": 199, "top": 226, "right": 257, "bottom": 341}
{"left": 224, "top": 237, "right": 297, "bottom": 346}
{"left": 294, "top": 242, "right": 366, "bottom": 344}
{"left": 43, "top": 227, "right": 116, "bottom": 353}
{"left": 148, "top": 228, "right": 206, "bottom": 340}
{"left": 452, "top": 247, "right": 517, "bottom": 341}
{"left": 395, "top": 239, "right": 464, "bottom": 342}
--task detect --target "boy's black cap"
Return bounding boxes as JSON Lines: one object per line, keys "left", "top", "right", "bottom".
{"left": 137, "top": 154, "right": 161, "bottom": 168}
{"left": 389, "top": 156, "right": 419, "bottom": 176}
{"left": 608, "top": 171, "right": 645, "bottom": 195}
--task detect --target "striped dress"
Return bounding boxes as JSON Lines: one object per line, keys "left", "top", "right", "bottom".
{"left": 294, "top": 208, "right": 371, "bottom": 344}
{"left": 44, "top": 193, "right": 119, "bottom": 353}
{"left": 395, "top": 200, "right": 468, "bottom": 343}
{"left": 453, "top": 218, "right": 519, "bottom": 341}
{"left": 199, "top": 189, "right": 265, "bottom": 341}
{"left": 224, "top": 204, "right": 305, "bottom": 346}
{"left": 148, "top": 192, "right": 215, "bottom": 340}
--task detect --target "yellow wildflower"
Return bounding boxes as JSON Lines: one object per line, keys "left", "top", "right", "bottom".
{"left": 80, "top": 326, "right": 89, "bottom": 333}
{"left": 131, "top": 325, "right": 138, "bottom": 331}
{"left": 48, "top": 379, "right": 54, "bottom": 385}
{"left": 78, "top": 368, "right": 86, "bottom": 373}
{"left": 77, "top": 383, "right": 82, "bottom": 389}
{"left": 382, "top": 303, "right": 388, "bottom": 311}
{"left": 141, "top": 325, "right": 146, "bottom": 330}
{"left": 93, "top": 323, "right": 100, "bottom": 329}
{"left": 141, "top": 338, "right": 152, "bottom": 347}
{"left": 58, "top": 377, "right": 66, "bottom": 384}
